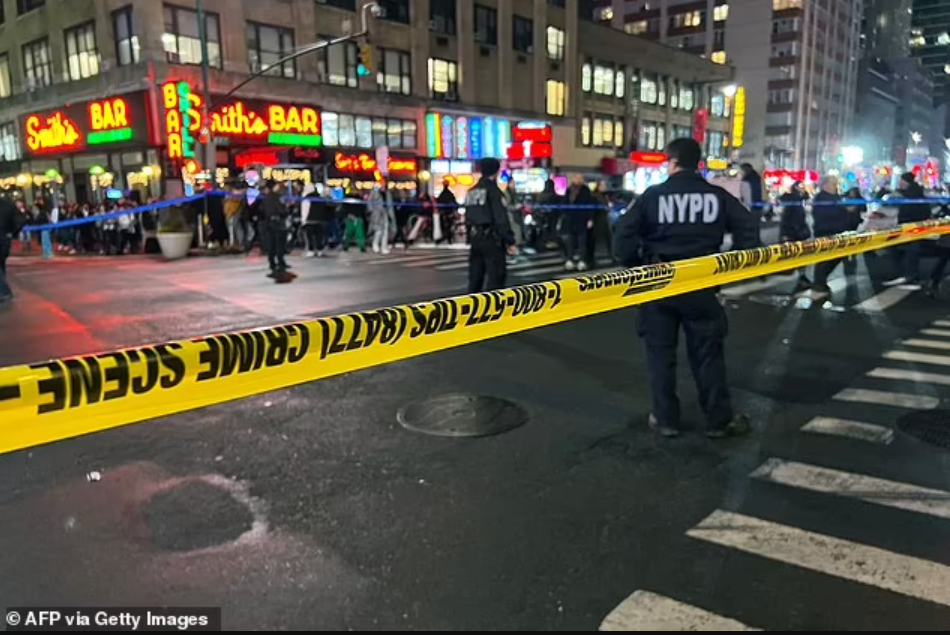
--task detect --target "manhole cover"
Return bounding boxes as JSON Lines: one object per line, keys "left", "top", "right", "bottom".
{"left": 896, "top": 409, "right": 950, "bottom": 450}
{"left": 142, "top": 480, "right": 254, "bottom": 551}
{"left": 397, "top": 394, "right": 528, "bottom": 438}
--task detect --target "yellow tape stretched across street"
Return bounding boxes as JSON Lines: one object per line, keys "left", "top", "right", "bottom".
{"left": 0, "top": 219, "right": 947, "bottom": 455}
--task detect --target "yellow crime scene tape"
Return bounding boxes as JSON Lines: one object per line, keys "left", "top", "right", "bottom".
{"left": 0, "top": 219, "right": 948, "bottom": 455}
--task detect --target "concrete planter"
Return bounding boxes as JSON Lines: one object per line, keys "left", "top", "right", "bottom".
{"left": 157, "top": 232, "right": 192, "bottom": 261}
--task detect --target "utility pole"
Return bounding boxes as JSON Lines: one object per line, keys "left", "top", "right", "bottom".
{"left": 196, "top": 0, "right": 213, "bottom": 246}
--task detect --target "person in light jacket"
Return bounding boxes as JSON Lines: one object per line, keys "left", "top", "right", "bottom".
{"left": 369, "top": 182, "right": 394, "bottom": 254}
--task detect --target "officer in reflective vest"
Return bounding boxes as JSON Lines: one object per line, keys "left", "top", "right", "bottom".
{"left": 464, "top": 158, "right": 516, "bottom": 293}
{"left": 613, "top": 138, "right": 758, "bottom": 439}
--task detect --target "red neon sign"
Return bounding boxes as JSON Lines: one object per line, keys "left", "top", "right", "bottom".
{"left": 26, "top": 112, "right": 82, "bottom": 153}
{"left": 388, "top": 158, "right": 418, "bottom": 173}
{"left": 513, "top": 123, "right": 552, "bottom": 143}
{"left": 236, "top": 150, "right": 282, "bottom": 168}
{"left": 506, "top": 141, "right": 553, "bottom": 160}
{"left": 631, "top": 151, "right": 668, "bottom": 164}
{"left": 335, "top": 152, "right": 378, "bottom": 172}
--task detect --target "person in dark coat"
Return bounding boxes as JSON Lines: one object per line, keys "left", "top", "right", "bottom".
{"left": 778, "top": 180, "right": 812, "bottom": 291}
{"left": 562, "top": 174, "right": 594, "bottom": 271}
{"left": 883, "top": 172, "right": 931, "bottom": 289}
{"left": 805, "top": 175, "right": 852, "bottom": 299}
{"left": 0, "top": 196, "right": 21, "bottom": 304}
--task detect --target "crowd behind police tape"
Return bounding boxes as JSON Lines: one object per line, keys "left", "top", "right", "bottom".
{"left": 2, "top": 171, "right": 949, "bottom": 284}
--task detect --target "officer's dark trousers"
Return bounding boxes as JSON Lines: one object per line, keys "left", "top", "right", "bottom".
{"left": 264, "top": 223, "right": 287, "bottom": 272}
{"left": 468, "top": 234, "right": 506, "bottom": 293}
{"left": 638, "top": 289, "right": 733, "bottom": 431}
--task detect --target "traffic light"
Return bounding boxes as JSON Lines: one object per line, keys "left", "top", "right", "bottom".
{"left": 358, "top": 43, "right": 374, "bottom": 77}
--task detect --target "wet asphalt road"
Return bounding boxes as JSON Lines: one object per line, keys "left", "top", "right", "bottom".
{"left": 2, "top": 246, "right": 950, "bottom": 631}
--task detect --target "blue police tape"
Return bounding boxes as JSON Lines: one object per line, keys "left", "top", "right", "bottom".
{"left": 18, "top": 191, "right": 950, "bottom": 234}
{"left": 21, "top": 194, "right": 207, "bottom": 234}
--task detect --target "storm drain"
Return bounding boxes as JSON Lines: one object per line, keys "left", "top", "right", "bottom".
{"left": 397, "top": 394, "right": 528, "bottom": 438}
{"left": 896, "top": 409, "right": 950, "bottom": 451}
{"left": 142, "top": 480, "right": 254, "bottom": 551}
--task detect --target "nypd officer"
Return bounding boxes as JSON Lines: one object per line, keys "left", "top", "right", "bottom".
{"left": 464, "top": 158, "right": 516, "bottom": 293}
{"left": 613, "top": 138, "right": 757, "bottom": 439}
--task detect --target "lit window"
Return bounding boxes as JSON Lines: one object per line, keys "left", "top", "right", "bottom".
{"left": 711, "top": 94, "right": 725, "bottom": 117}
{"left": 65, "top": 21, "right": 100, "bottom": 81}
{"left": 22, "top": 37, "right": 53, "bottom": 88}
{"left": 680, "top": 87, "right": 694, "bottom": 111}
{"left": 0, "top": 122, "right": 19, "bottom": 161}
{"left": 615, "top": 119, "right": 624, "bottom": 148}
{"left": 581, "top": 114, "right": 590, "bottom": 146}
{"left": 546, "top": 79, "right": 565, "bottom": 116}
{"left": 582, "top": 62, "right": 592, "bottom": 92}
{"left": 377, "top": 48, "right": 411, "bottom": 95}
{"left": 163, "top": 4, "right": 221, "bottom": 68}
{"left": 939, "top": 32, "right": 950, "bottom": 45}
{"left": 615, "top": 69, "right": 625, "bottom": 98}
{"left": 246, "top": 22, "right": 296, "bottom": 79}
{"left": 546, "top": 26, "right": 565, "bottom": 61}
{"left": 0, "top": 55, "right": 10, "bottom": 98}
{"left": 711, "top": 50, "right": 727, "bottom": 64}
{"left": 112, "top": 6, "right": 140, "bottom": 67}
{"left": 714, "top": 4, "right": 728, "bottom": 21}
{"left": 772, "top": 0, "right": 802, "bottom": 9}
{"left": 625, "top": 21, "right": 648, "bottom": 34}
{"left": 318, "top": 38, "right": 359, "bottom": 88}
{"left": 592, "top": 63, "right": 616, "bottom": 96}
{"left": 428, "top": 57, "right": 458, "bottom": 100}
{"left": 640, "top": 77, "right": 657, "bottom": 104}
{"left": 598, "top": 7, "right": 614, "bottom": 21}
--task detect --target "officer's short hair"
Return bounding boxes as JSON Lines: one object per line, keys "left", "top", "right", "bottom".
{"left": 480, "top": 158, "right": 501, "bottom": 177}
{"left": 666, "top": 138, "right": 702, "bottom": 170}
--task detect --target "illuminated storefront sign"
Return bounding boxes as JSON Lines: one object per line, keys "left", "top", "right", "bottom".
{"left": 161, "top": 81, "right": 323, "bottom": 160}
{"left": 426, "top": 112, "right": 512, "bottom": 160}
{"left": 732, "top": 87, "right": 746, "bottom": 149}
{"left": 630, "top": 151, "right": 668, "bottom": 164}
{"left": 334, "top": 152, "right": 418, "bottom": 174}
{"left": 507, "top": 122, "right": 553, "bottom": 160}
{"left": 21, "top": 93, "right": 148, "bottom": 156}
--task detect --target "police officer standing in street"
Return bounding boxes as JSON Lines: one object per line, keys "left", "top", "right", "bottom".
{"left": 613, "top": 138, "right": 757, "bottom": 439}
{"left": 464, "top": 158, "right": 516, "bottom": 293}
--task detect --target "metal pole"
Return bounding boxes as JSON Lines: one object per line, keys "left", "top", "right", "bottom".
{"left": 196, "top": 0, "right": 213, "bottom": 246}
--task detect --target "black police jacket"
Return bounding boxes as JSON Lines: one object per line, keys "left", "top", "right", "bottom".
{"left": 612, "top": 171, "right": 758, "bottom": 266}
{"left": 0, "top": 198, "right": 19, "bottom": 236}
{"left": 464, "top": 176, "right": 514, "bottom": 246}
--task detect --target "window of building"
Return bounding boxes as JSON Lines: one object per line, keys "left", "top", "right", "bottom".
{"left": 772, "top": 0, "right": 802, "bottom": 9}
{"left": 318, "top": 38, "right": 359, "bottom": 88}
{"left": 163, "top": 4, "right": 221, "bottom": 68}
{"left": 513, "top": 16, "right": 533, "bottom": 53}
{"left": 64, "top": 21, "right": 100, "bottom": 81}
{"left": 247, "top": 22, "right": 295, "bottom": 78}
{"left": 772, "top": 18, "right": 799, "bottom": 34}
{"left": 615, "top": 119, "right": 624, "bottom": 148}
{"left": 582, "top": 62, "right": 592, "bottom": 92}
{"left": 17, "top": 0, "right": 44, "bottom": 15}
{"left": 474, "top": 4, "right": 497, "bottom": 45}
{"left": 323, "top": 113, "right": 415, "bottom": 149}
{"left": 706, "top": 130, "right": 724, "bottom": 157}
{"left": 771, "top": 41, "right": 798, "bottom": 57}
{"left": 615, "top": 69, "right": 625, "bottom": 98}
{"left": 0, "top": 2, "right": 5, "bottom": 24}
{"left": 0, "top": 55, "right": 10, "bottom": 98}
{"left": 546, "top": 79, "right": 565, "bottom": 116}
{"left": 549, "top": 0, "right": 565, "bottom": 8}
{"left": 593, "top": 63, "right": 614, "bottom": 95}
{"left": 658, "top": 78, "right": 667, "bottom": 106}
{"left": 625, "top": 20, "right": 648, "bottom": 34}
{"left": 711, "top": 50, "right": 726, "bottom": 64}
{"left": 377, "top": 48, "right": 411, "bottom": 94}
{"left": 322, "top": 0, "right": 355, "bottom": 9}
{"left": 711, "top": 93, "right": 724, "bottom": 117}
{"left": 767, "top": 88, "right": 795, "bottom": 104}
{"left": 0, "top": 122, "right": 18, "bottom": 161}
{"left": 377, "top": 0, "right": 410, "bottom": 24}
{"left": 639, "top": 122, "right": 656, "bottom": 151}
{"left": 671, "top": 10, "right": 703, "bottom": 29}
{"left": 592, "top": 116, "right": 613, "bottom": 147}
{"left": 547, "top": 26, "right": 564, "bottom": 60}
{"left": 770, "top": 64, "right": 796, "bottom": 80}
{"left": 430, "top": 0, "right": 456, "bottom": 35}
{"left": 640, "top": 76, "right": 657, "bottom": 104}
{"left": 713, "top": 29, "right": 725, "bottom": 48}
{"left": 680, "top": 86, "right": 694, "bottom": 111}
{"left": 113, "top": 6, "right": 140, "bottom": 66}
{"left": 714, "top": 4, "right": 728, "bottom": 21}
{"left": 428, "top": 57, "right": 458, "bottom": 100}
{"left": 581, "top": 114, "right": 590, "bottom": 146}
{"left": 22, "top": 38, "right": 52, "bottom": 88}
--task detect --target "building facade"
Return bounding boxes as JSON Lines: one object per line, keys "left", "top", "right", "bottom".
{"left": 862, "top": 0, "right": 912, "bottom": 60}
{"left": 911, "top": 0, "right": 950, "bottom": 136}
{"left": 0, "top": 0, "right": 730, "bottom": 203}
{"left": 592, "top": 0, "right": 864, "bottom": 174}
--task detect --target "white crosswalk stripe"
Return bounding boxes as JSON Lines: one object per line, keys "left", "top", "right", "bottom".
{"left": 931, "top": 320, "right": 950, "bottom": 328}
{"left": 867, "top": 367, "right": 950, "bottom": 385}
{"left": 800, "top": 416, "right": 894, "bottom": 445}
{"left": 688, "top": 510, "right": 950, "bottom": 607}
{"left": 751, "top": 459, "right": 950, "bottom": 519}
{"left": 832, "top": 387, "right": 939, "bottom": 409}
{"left": 600, "top": 591, "right": 761, "bottom": 631}
{"left": 903, "top": 338, "right": 950, "bottom": 351}
{"left": 920, "top": 328, "right": 950, "bottom": 338}
{"left": 853, "top": 286, "right": 917, "bottom": 312}
{"left": 883, "top": 350, "right": 950, "bottom": 366}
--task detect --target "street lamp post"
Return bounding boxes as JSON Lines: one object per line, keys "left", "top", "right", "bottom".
{"left": 196, "top": 0, "right": 213, "bottom": 246}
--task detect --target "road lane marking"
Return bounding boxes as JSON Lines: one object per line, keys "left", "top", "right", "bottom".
{"left": 833, "top": 388, "right": 938, "bottom": 409}
{"left": 751, "top": 459, "right": 950, "bottom": 519}
{"left": 868, "top": 367, "right": 950, "bottom": 386}
{"left": 600, "top": 590, "right": 761, "bottom": 631}
{"left": 903, "top": 338, "right": 950, "bottom": 351}
{"left": 366, "top": 253, "right": 464, "bottom": 265}
{"left": 402, "top": 255, "right": 471, "bottom": 268}
{"left": 800, "top": 416, "right": 894, "bottom": 445}
{"left": 687, "top": 510, "right": 950, "bottom": 607}
{"left": 720, "top": 273, "right": 799, "bottom": 298}
{"left": 920, "top": 328, "right": 950, "bottom": 338}
{"left": 853, "top": 287, "right": 915, "bottom": 312}
{"left": 932, "top": 320, "right": 950, "bottom": 328}
{"left": 883, "top": 350, "right": 950, "bottom": 366}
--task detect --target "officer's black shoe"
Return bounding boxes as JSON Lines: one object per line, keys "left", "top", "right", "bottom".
{"left": 707, "top": 415, "right": 752, "bottom": 439}
{"left": 926, "top": 281, "right": 939, "bottom": 299}
{"left": 793, "top": 277, "right": 812, "bottom": 293}
{"left": 648, "top": 413, "right": 680, "bottom": 438}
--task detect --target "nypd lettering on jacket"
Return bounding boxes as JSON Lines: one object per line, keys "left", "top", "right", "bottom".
{"left": 658, "top": 193, "right": 719, "bottom": 224}
{"left": 465, "top": 188, "right": 488, "bottom": 207}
